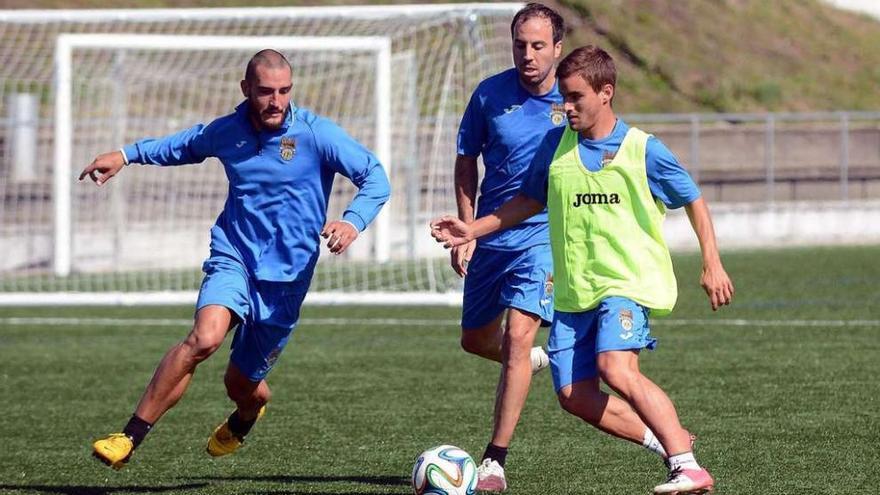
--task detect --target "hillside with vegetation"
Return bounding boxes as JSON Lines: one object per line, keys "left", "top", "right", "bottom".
{"left": 555, "top": 0, "right": 880, "bottom": 112}
{"left": 2, "top": 0, "right": 879, "bottom": 113}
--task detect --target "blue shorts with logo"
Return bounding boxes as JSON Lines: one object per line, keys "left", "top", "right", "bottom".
{"left": 196, "top": 254, "right": 307, "bottom": 382}
{"left": 548, "top": 296, "right": 657, "bottom": 392}
{"left": 461, "top": 244, "right": 554, "bottom": 329}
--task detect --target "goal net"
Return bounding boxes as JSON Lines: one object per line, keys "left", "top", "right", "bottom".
{"left": 0, "top": 4, "right": 522, "bottom": 305}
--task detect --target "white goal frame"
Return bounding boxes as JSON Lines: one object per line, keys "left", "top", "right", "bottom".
{"left": 1, "top": 4, "right": 527, "bottom": 307}
{"left": 54, "top": 33, "right": 393, "bottom": 277}
{"left": 50, "top": 34, "right": 396, "bottom": 306}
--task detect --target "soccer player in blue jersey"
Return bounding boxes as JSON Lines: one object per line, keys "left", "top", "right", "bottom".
{"left": 80, "top": 49, "right": 390, "bottom": 470}
{"left": 451, "top": 4, "right": 565, "bottom": 490}
{"left": 433, "top": 45, "right": 733, "bottom": 495}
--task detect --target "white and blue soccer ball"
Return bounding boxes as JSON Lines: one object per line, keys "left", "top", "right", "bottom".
{"left": 411, "top": 444, "right": 477, "bottom": 495}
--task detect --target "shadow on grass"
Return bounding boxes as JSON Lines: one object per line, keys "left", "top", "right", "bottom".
{"left": 0, "top": 483, "right": 209, "bottom": 495}
{"left": 185, "top": 474, "right": 408, "bottom": 487}
{"left": 185, "top": 474, "right": 412, "bottom": 495}
{"left": 243, "top": 492, "right": 410, "bottom": 495}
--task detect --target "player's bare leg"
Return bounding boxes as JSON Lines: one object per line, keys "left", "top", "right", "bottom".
{"left": 491, "top": 309, "right": 541, "bottom": 448}
{"left": 557, "top": 378, "right": 674, "bottom": 460}
{"left": 135, "top": 305, "right": 237, "bottom": 423}
{"left": 462, "top": 309, "right": 544, "bottom": 492}
{"left": 224, "top": 362, "right": 271, "bottom": 419}
{"left": 596, "top": 351, "right": 689, "bottom": 453}
{"left": 596, "top": 350, "right": 714, "bottom": 494}
{"left": 93, "top": 305, "right": 236, "bottom": 468}
{"left": 558, "top": 378, "right": 652, "bottom": 443}
{"left": 207, "top": 362, "right": 270, "bottom": 457}
{"left": 460, "top": 312, "right": 505, "bottom": 362}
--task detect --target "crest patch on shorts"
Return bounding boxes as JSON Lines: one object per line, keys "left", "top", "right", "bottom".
{"left": 619, "top": 309, "right": 634, "bottom": 339}
{"left": 541, "top": 273, "right": 554, "bottom": 307}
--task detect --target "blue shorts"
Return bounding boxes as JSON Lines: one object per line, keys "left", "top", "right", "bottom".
{"left": 461, "top": 244, "right": 553, "bottom": 329}
{"left": 196, "top": 254, "right": 306, "bottom": 382}
{"left": 548, "top": 296, "right": 657, "bottom": 392}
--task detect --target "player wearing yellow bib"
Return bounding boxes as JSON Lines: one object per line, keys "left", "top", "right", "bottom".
{"left": 431, "top": 45, "right": 734, "bottom": 495}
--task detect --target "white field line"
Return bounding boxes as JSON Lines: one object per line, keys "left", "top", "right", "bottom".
{"left": 1, "top": 317, "right": 879, "bottom": 328}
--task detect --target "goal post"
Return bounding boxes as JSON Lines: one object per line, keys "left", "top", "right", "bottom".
{"left": 54, "top": 34, "right": 393, "bottom": 278}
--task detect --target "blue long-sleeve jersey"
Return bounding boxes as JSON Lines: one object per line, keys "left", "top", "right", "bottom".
{"left": 122, "top": 101, "right": 391, "bottom": 286}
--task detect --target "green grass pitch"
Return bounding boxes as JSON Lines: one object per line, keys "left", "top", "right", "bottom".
{"left": 0, "top": 245, "right": 878, "bottom": 494}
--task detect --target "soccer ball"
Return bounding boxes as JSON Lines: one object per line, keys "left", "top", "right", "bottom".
{"left": 411, "top": 444, "right": 478, "bottom": 495}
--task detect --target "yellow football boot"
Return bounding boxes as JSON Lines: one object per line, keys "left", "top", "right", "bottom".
{"left": 92, "top": 433, "right": 134, "bottom": 470}
{"left": 206, "top": 405, "right": 266, "bottom": 457}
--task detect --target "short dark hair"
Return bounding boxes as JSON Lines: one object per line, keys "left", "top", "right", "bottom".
{"left": 556, "top": 45, "right": 616, "bottom": 94}
{"left": 510, "top": 3, "right": 565, "bottom": 45}
{"left": 244, "top": 49, "right": 291, "bottom": 82}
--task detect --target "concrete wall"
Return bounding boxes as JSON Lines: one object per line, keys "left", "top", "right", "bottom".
{"left": 664, "top": 200, "right": 880, "bottom": 251}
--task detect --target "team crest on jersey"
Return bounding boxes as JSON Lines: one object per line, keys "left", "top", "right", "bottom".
{"left": 550, "top": 104, "right": 566, "bottom": 126}
{"left": 619, "top": 309, "right": 634, "bottom": 339}
{"left": 601, "top": 151, "right": 616, "bottom": 167}
{"left": 280, "top": 136, "right": 296, "bottom": 161}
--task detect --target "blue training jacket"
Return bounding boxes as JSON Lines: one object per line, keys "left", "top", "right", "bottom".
{"left": 122, "top": 101, "right": 391, "bottom": 286}
{"left": 457, "top": 68, "right": 565, "bottom": 251}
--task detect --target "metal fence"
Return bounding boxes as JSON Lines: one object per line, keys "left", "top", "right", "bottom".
{"left": 624, "top": 111, "right": 880, "bottom": 203}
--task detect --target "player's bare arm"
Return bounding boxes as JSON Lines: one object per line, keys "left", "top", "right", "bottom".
{"left": 79, "top": 150, "right": 126, "bottom": 186}
{"left": 321, "top": 220, "right": 359, "bottom": 255}
{"left": 685, "top": 197, "right": 734, "bottom": 310}
{"left": 431, "top": 193, "right": 543, "bottom": 249}
{"left": 451, "top": 154, "right": 479, "bottom": 277}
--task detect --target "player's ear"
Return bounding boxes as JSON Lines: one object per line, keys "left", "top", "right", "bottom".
{"left": 554, "top": 41, "right": 562, "bottom": 59}
{"left": 240, "top": 79, "right": 249, "bottom": 98}
{"left": 601, "top": 84, "right": 614, "bottom": 105}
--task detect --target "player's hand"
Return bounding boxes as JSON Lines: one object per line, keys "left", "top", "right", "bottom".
{"left": 79, "top": 150, "right": 126, "bottom": 186}
{"left": 450, "top": 239, "right": 476, "bottom": 278}
{"left": 430, "top": 216, "right": 474, "bottom": 249}
{"left": 321, "top": 220, "right": 359, "bottom": 255}
{"left": 701, "top": 263, "right": 734, "bottom": 311}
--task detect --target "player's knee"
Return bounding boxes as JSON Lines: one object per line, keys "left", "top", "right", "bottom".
{"left": 556, "top": 389, "right": 577, "bottom": 414}
{"left": 460, "top": 332, "right": 488, "bottom": 357}
{"left": 182, "top": 325, "right": 225, "bottom": 363}
{"left": 256, "top": 385, "right": 271, "bottom": 405}
{"left": 556, "top": 389, "right": 600, "bottom": 424}
{"left": 504, "top": 323, "right": 537, "bottom": 353}
{"left": 597, "top": 364, "right": 638, "bottom": 397}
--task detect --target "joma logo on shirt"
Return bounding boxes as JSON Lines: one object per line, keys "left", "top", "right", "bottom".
{"left": 572, "top": 192, "right": 621, "bottom": 207}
